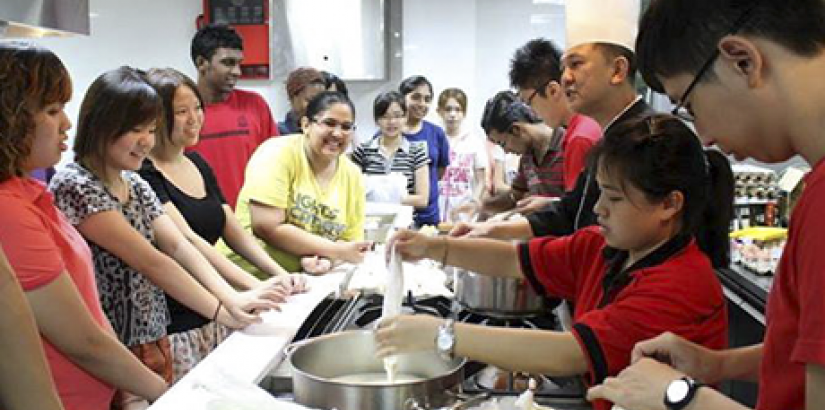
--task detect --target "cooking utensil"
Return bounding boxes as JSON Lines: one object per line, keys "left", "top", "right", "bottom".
{"left": 288, "top": 330, "right": 465, "bottom": 410}
{"left": 453, "top": 268, "right": 545, "bottom": 315}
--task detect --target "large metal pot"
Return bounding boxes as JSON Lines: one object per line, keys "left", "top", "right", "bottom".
{"left": 453, "top": 268, "right": 545, "bottom": 315}
{"left": 288, "top": 330, "right": 465, "bottom": 410}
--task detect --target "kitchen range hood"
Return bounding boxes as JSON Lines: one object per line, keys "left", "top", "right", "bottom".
{"left": 0, "top": 0, "right": 89, "bottom": 38}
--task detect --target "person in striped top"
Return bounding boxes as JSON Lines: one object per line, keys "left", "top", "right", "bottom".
{"left": 352, "top": 91, "right": 430, "bottom": 214}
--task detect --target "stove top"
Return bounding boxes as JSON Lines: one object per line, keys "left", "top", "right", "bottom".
{"left": 289, "top": 292, "right": 586, "bottom": 403}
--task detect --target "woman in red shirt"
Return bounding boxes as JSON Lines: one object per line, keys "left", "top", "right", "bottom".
{"left": 0, "top": 42, "right": 166, "bottom": 410}
{"left": 377, "top": 114, "right": 734, "bottom": 410}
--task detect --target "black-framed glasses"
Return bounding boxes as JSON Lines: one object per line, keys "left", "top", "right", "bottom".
{"left": 312, "top": 117, "right": 356, "bottom": 133}
{"left": 671, "top": 6, "right": 756, "bottom": 122}
{"left": 521, "top": 78, "right": 553, "bottom": 107}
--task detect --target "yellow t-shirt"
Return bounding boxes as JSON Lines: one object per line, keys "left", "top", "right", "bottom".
{"left": 225, "top": 134, "right": 365, "bottom": 275}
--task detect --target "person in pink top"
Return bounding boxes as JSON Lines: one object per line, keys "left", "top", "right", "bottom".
{"left": 188, "top": 23, "right": 279, "bottom": 209}
{"left": 0, "top": 42, "right": 167, "bottom": 410}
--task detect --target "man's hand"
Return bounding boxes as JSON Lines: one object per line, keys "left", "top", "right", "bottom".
{"left": 514, "top": 196, "right": 557, "bottom": 215}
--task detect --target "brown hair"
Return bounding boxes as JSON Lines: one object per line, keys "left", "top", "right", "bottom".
{"left": 437, "top": 88, "right": 468, "bottom": 113}
{"left": 0, "top": 42, "right": 72, "bottom": 181}
{"left": 144, "top": 68, "right": 204, "bottom": 154}
{"left": 73, "top": 66, "right": 163, "bottom": 175}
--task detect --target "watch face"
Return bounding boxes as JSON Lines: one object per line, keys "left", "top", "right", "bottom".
{"left": 437, "top": 332, "right": 453, "bottom": 350}
{"left": 666, "top": 379, "right": 690, "bottom": 402}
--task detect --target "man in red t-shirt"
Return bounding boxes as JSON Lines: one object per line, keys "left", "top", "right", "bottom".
{"left": 587, "top": 1, "right": 825, "bottom": 410}
{"left": 189, "top": 23, "right": 278, "bottom": 209}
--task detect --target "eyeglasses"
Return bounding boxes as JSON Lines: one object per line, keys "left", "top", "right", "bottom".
{"left": 521, "top": 78, "right": 553, "bottom": 107}
{"left": 379, "top": 112, "right": 406, "bottom": 122}
{"left": 313, "top": 118, "right": 356, "bottom": 133}
{"left": 671, "top": 7, "right": 755, "bottom": 122}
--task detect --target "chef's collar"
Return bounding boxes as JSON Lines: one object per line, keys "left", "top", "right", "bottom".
{"left": 603, "top": 95, "right": 644, "bottom": 133}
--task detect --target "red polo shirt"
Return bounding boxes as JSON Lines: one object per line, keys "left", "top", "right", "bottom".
{"left": 758, "top": 158, "right": 825, "bottom": 410}
{"left": 518, "top": 227, "right": 727, "bottom": 410}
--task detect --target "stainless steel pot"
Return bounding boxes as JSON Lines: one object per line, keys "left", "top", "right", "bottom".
{"left": 453, "top": 268, "right": 545, "bottom": 315}
{"left": 288, "top": 330, "right": 465, "bottom": 410}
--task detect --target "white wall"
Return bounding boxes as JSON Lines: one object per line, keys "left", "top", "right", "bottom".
{"left": 19, "top": 0, "right": 567, "bottom": 167}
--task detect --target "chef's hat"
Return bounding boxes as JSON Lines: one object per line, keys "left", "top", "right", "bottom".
{"left": 565, "top": 0, "right": 641, "bottom": 52}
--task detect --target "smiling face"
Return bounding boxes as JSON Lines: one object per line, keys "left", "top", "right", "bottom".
{"left": 304, "top": 102, "right": 354, "bottom": 160}
{"left": 378, "top": 101, "right": 406, "bottom": 139}
{"left": 593, "top": 165, "right": 678, "bottom": 255}
{"left": 198, "top": 47, "right": 243, "bottom": 99}
{"left": 170, "top": 85, "right": 204, "bottom": 148}
{"left": 107, "top": 121, "right": 156, "bottom": 172}
{"left": 23, "top": 102, "right": 72, "bottom": 172}
{"left": 404, "top": 84, "right": 433, "bottom": 122}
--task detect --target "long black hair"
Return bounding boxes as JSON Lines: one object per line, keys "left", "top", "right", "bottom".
{"left": 592, "top": 113, "right": 734, "bottom": 267}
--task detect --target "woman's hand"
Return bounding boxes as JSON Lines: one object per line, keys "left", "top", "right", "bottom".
{"left": 334, "top": 241, "right": 372, "bottom": 264}
{"left": 374, "top": 315, "right": 441, "bottom": 358}
{"left": 387, "top": 229, "right": 433, "bottom": 262}
{"left": 631, "top": 332, "right": 726, "bottom": 384}
{"left": 217, "top": 290, "right": 283, "bottom": 328}
{"left": 263, "top": 273, "right": 309, "bottom": 294}
{"left": 587, "top": 358, "right": 683, "bottom": 410}
{"left": 301, "top": 256, "right": 333, "bottom": 275}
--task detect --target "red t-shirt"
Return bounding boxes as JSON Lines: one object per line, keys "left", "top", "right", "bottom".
{"left": 758, "top": 159, "right": 825, "bottom": 410}
{"left": 0, "top": 177, "right": 115, "bottom": 410}
{"left": 518, "top": 227, "right": 727, "bottom": 410}
{"left": 562, "top": 114, "right": 601, "bottom": 191}
{"left": 189, "top": 89, "right": 278, "bottom": 209}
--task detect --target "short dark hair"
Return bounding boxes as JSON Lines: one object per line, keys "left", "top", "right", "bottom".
{"left": 0, "top": 42, "right": 72, "bottom": 181}
{"left": 191, "top": 23, "right": 244, "bottom": 66}
{"left": 480, "top": 91, "right": 542, "bottom": 135}
{"left": 637, "top": 0, "right": 825, "bottom": 93}
{"left": 593, "top": 43, "right": 637, "bottom": 86}
{"left": 305, "top": 91, "right": 356, "bottom": 122}
{"left": 592, "top": 114, "right": 734, "bottom": 267}
{"left": 74, "top": 67, "right": 163, "bottom": 174}
{"left": 399, "top": 75, "right": 433, "bottom": 97}
{"left": 509, "top": 38, "right": 563, "bottom": 95}
{"left": 144, "top": 68, "right": 204, "bottom": 153}
{"left": 322, "top": 71, "right": 349, "bottom": 97}
{"left": 373, "top": 91, "right": 406, "bottom": 121}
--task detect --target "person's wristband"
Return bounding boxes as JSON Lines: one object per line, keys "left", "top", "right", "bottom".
{"left": 212, "top": 300, "right": 223, "bottom": 323}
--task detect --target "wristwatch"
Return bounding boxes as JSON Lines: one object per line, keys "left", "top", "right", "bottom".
{"left": 664, "top": 376, "right": 704, "bottom": 410}
{"left": 435, "top": 319, "right": 456, "bottom": 360}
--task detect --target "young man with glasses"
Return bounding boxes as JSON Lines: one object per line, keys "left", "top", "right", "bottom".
{"left": 587, "top": 1, "right": 825, "bottom": 410}
{"left": 452, "top": 0, "right": 652, "bottom": 241}
{"left": 508, "top": 38, "right": 602, "bottom": 215}
{"left": 190, "top": 23, "right": 279, "bottom": 209}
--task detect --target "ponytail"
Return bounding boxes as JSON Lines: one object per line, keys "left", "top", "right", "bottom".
{"left": 696, "top": 150, "right": 734, "bottom": 268}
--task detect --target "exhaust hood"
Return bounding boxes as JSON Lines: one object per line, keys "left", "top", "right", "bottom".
{"left": 0, "top": 0, "right": 90, "bottom": 38}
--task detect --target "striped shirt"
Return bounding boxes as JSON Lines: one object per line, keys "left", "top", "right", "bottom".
{"left": 512, "top": 126, "right": 567, "bottom": 198}
{"left": 351, "top": 136, "right": 429, "bottom": 193}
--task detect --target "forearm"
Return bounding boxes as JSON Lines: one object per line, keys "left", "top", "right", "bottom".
{"left": 141, "top": 254, "right": 221, "bottom": 319}
{"left": 186, "top": 229, "right": 260, "bottom": 290}
{"left": 482, "top": 190, "right": 517, "bottom": 213}
{"left": 0, "top": 274, "right": 64, "bottom": 410}
{"left": 223, "top": 223, "right": 288, "bottom": 281}
{"left": 71, "top": 333, "right": 167, "bottom": 401}
{"left": 402, "top": 193, "right": 429, "bottom": 208}
{"left": 425, "top": 237, "right": 522, "bottom": 279}
{"left": 487, "top": 219, "right": 535, "bottom": 240}
{"left": 717, "top": 344, "right": 762, "bottom": 383}
{"left": 455, "top": 324, "right": 587, "bottom": 376}
{"left": 684, "top": 387, "right": 751, "bottom": 410}
{"left": 166, "top": 237, "right": 238, "bottom": 302}
{"left": 258, "top": 223, "right": 342, "bottom": 261}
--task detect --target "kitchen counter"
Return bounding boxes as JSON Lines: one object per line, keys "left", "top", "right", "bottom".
{"left": 716, "top": 264, "right": 772, "bottom": 324}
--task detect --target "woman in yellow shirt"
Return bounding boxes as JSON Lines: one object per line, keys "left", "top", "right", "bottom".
{"left": 228, "top": 91, "right": 370, "bottom": 275}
